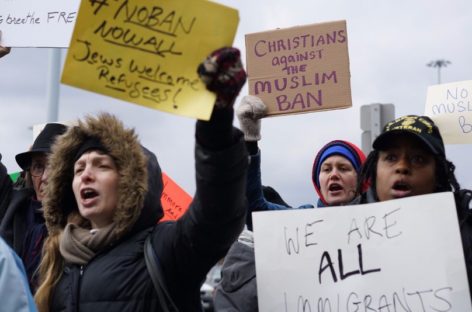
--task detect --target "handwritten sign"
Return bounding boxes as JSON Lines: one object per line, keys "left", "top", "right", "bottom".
{"left": 245, "top": 20, "right": 351, "bottom": 116}
{"left": 425, "top": 80, "right": 472, "bottom": 144}
{"left": 0, "top": 0, "right": 79, "bottom": 47}
{"left": 61, "top": 0, "right": 239, "bottom": 120}
{"left": 160, "top": 172, "right": 192, "bottom": 222}
{"left": 253, "top": 192, "right": 472, "bottom": 311}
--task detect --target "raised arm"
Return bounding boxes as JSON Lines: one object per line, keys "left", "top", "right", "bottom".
{"left": 237, "top": 96, "right": 292, "bottom": 230}
{"left": 163, "top": 47, "right": 248, "bottom": 273}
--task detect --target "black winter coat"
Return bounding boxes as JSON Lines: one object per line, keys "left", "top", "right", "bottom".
{"left": 1, "top": 155, "right": 47, "bottom": 294}
{"left": 44, "top": 114, "right": 248, "bottom": 312}
{"left": 0, "top": 186, "right": 33, "bottom": 254}
{"left": 454, "top": 189, "right": 472, "bottom": 298}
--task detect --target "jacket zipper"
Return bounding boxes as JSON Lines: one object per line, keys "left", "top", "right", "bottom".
{"left": 75, "top": 265, "right": 85, "bottom": 312}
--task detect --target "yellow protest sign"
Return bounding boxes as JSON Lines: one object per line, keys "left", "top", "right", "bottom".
{"left": 62, "top": 0, "right": 239, "bottom": 120}
{"left": 246, "top": 20, "right": 351, "bottom": 116}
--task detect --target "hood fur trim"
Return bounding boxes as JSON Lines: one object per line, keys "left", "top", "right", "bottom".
{"left": 44, "top": 113, "right": 148, "bottom": 239}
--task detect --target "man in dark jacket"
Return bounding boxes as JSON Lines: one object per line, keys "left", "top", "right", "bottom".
{"left": 0, "top": 123, "right": 67, "bottom": 292}
{"left": 357, "top": 115, "right": 472, "bottom": 298}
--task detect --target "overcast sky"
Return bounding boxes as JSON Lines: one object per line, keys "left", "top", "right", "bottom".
{"left": 1, "top": 0, "right": 471, "bottom": 206}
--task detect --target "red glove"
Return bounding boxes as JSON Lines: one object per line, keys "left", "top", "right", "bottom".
{"left": 197, "top": 47, "right": 247, "bottom": 108}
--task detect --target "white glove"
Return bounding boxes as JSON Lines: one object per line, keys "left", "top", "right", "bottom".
{"left": 236, "top": 95, "right": 267, "bottom": 141}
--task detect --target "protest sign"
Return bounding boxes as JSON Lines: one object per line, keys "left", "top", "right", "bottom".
{"left": 0, "top": 0, "right": 79, "bottom": 47}
{"left": 245, "top": 20, "right": 351, "bottom": 116}
{"left": 425, "top": 80, "right": 472, "bottom": 144}
{"left": 61, "top": 0, "right": 239, "bottom": 120}
{"left": 160, "top": 172, "right": 192, "bottom": 222}
{"left": 253, "top": 192, "right": 472, "bottom": 311}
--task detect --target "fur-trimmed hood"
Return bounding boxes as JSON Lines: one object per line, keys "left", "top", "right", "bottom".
{"left": 43, "top": 113, "right": 163, "bottom": 239}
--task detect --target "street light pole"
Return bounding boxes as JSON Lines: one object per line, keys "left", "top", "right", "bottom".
{"left": 46, "top": 48, "right": 62, "bottom": 122}
{"left": 427, "top": 59, "right": 451, "bottom": 84}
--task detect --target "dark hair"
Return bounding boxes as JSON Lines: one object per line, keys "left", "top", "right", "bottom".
{"left": 357, "top": 150, "right": 379, "bottom": 197}
{"left": 357, "top": 150, "right": 461, "bottom": 199}
{"left": 435, "top": 156, "right": 461, "bottom": 192}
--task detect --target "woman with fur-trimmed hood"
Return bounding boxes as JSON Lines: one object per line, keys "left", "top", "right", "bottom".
{"left": 34, "top": 47, "right": 248, "bottom": 312}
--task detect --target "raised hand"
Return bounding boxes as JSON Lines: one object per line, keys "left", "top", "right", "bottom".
{"left": 236, "top": 95, "right": 267, "bottom": 141}
{"left": 197, "top": 47, "right": 247, "bottom": 108}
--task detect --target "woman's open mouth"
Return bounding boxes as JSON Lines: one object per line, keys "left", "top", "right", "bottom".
{"left": 391, "top": 181, "right": 412, "bottom": 198}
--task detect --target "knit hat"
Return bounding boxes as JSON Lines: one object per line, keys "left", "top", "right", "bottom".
{"left": 373, "top": 115, "right": 445, "bottom": 157}
{"left": 312, "top": 140, "right": 366, "bottom": 205}
{"left": 15, "top": 123, "right": 67, "bottom": 170}
{"left": 74, "top": 137, "right": 109, "bottom": 162}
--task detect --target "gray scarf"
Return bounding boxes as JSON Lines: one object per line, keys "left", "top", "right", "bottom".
{"left": 59, "top": 223, "right": 119, "bottom": 265}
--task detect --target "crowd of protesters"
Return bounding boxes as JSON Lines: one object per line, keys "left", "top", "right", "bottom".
{"left": 1, "top": 39, "right": 472, "bottom": 312}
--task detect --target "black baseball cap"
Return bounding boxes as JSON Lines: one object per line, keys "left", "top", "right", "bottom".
{"left": 373, "top": 115, "right": 445, "bottom": 157}
{"left": 15, "top": 123, "right": 67, "bottom": 170}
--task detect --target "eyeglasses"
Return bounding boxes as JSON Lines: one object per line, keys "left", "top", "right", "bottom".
{"left": 29, "top": 162, "right": 46, "bottom": 177}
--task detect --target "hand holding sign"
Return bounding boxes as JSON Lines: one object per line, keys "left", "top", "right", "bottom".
{"left": 197, "top": 47, "right": 247, "bottom": 108}
{"left": 236, "top": 95, "right": 268, "bottom": 142}
{"left": 0, "top": 31, "right": 11, "bottom": 58}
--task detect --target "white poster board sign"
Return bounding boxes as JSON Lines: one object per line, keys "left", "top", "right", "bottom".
{"left": 425, "top": 80, "right": 472, "bottom": 144}
{"left": 0, "top": 0, "right": 79, "bottom": 47}
{"left": 253, "top": 192, "right": 472, "bottom": 311}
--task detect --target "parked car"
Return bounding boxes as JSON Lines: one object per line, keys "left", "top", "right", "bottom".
{"left": 201, "top": 262, "right": 222, "bottom": 312}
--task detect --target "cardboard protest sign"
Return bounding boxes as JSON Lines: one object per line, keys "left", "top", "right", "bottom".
{"left": 160, "top": 172, "right": 192, "bottom": 222}
{"left": 253, "top": 192, "right": 472, "bottom": 311}
{"left": 245, "top": 20, "right": 351, "bottom": 116}
{"left": 62, "top": 0, "right": 239, "bottom": 120}
{"left": 425, "top": 80, "right": 472, "bottom": 144}
{"left": 0, "top": 0, "right": 79, "bottom": 47}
